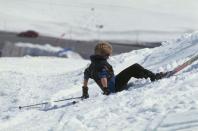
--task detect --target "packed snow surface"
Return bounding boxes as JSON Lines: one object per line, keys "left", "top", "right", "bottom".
{"left": 0, "top": 0, "right": 198, "bottom": 42}
{"left": 0, "top": 32, "right": 198, "bottom": 131}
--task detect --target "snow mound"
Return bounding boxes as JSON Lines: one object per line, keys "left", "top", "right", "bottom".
{"left": 0, "top": 32, "right": 198, "bottom": 131}
{"left": 2, "top": 42, "right": 82, "bottom": 59}
{"left": 0, "top": 0, "right": 197, "bottom": 42}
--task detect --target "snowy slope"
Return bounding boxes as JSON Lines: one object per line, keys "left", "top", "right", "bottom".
{"left": 0, "top": 32, "right": 198, "bottom": 131}
{"left": 0, "top": 0, "right": 198, "bottom": 42}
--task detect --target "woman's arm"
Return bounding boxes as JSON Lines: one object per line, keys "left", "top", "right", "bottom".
{"left": 100, "top": 77, "right": 110, "bottom": 95}
{"left": 83, "top": 79, "right": 89, "bottom": 87}
{"left": 82, "top": 79, "right": 89, "bottom": 99}
{"left": 101, "top": 78, "right": 108, "bottom": 87}
{"left": 82, "top": 67, "right": 90, "bottom": 99}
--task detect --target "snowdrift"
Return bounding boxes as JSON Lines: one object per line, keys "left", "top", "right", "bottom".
{"left": 0, "top": 0, "right": 197, "bottom": 42}
{"left": 0, "top": 32, "right": 198, "bottom": 131}
{"left": 1, "top": 42, "right": 82, "bottom": 59}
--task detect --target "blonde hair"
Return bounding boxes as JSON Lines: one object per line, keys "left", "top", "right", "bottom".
{"left": 94, "top": 41, "right": 112, "bottom": 56}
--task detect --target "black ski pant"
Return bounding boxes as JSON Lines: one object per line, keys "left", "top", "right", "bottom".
{"left": 115, "top": 63, "right": 156, "bottom": 92}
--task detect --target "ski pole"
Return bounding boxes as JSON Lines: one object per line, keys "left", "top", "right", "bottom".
{"left": 53, "top": 96, "right": 82, "bottom": 102}
{"left": 19, "top": 96, "right": 82, "bottom": 110}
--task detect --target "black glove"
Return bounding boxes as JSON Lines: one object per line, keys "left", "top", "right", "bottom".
{"left": 82, "top": 86, "right": 89, "bottom": 99}
{"left": 102, "top": 87, "right": 110, "bottom": 95}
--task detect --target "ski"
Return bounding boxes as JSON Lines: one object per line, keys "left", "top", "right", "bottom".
{"left": 165, "top": 53, "right": 198, "bottom": 78}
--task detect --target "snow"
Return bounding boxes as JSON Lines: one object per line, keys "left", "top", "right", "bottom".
{"left": 0, "top": 0, "right": 198, "bottom": 42}
{"left": 0, "top": 57, "right": 89, "bottom": 75}
{"left": 0, "top": 0, "right": 198, "bottom": 130}
{"left": 158, "top": 111, "right": 198, "bottom": 131}
{"left": 2, "top": 42, "right": 83, "bottom": 58}
{"left": 0, "top": 31, "right": 198, "bottom": 131}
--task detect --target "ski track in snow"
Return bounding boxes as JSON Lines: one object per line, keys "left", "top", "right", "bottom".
{"left": 0, "top": 32, "right": 198, "bottom": 131}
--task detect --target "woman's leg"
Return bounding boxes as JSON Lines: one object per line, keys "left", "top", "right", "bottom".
{"left": 115, "top": 63, "right": 156, "bottom": 92}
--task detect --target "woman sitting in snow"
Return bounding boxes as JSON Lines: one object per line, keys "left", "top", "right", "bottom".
{"left": 82, "top": 41, "right": 168, "bottom": 98}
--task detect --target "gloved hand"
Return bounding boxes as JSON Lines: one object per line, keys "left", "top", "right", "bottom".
{"left": 102, "top": 87, "right": 110, "bottom": 95}
{"left": 82, "top": 86, "right": 89, "bottom": 99}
